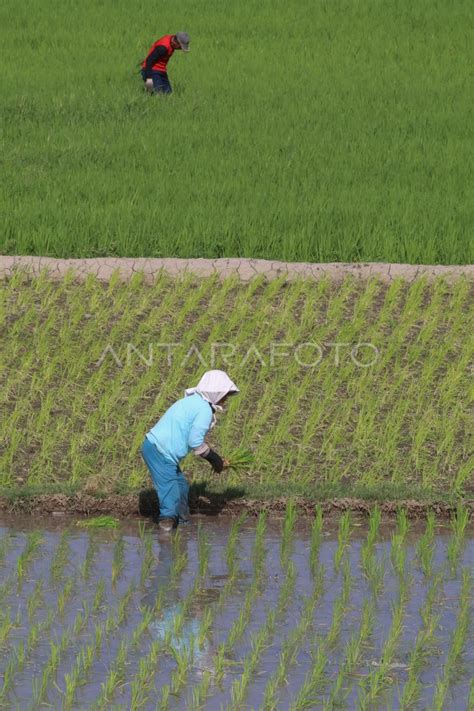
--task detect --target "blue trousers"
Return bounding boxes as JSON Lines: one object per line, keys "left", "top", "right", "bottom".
{"left": 141, "top": 437, "right": 189, "bottom": 522}
{"left": 141, "top": 69, "right": 172, "bottom": 94}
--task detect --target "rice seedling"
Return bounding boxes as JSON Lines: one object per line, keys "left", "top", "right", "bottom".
{"left": 446, "top": 504, "right": 470, "bottom": 575}
{"left": 114, "top": 580, "right": 136, "bottom": 629}
{"left": 140, "top": 526, "right": 155, "bottom": 586}
{"left": 396, "top": 509, "right": 410, "bottom": 540}
{"left": 224, "top": 512, "right": 247, "bottom": 578}
{"left": 92, "top": 578, "right": 106, "bottom": 614}
{"left": 188, "top": 671, "right": 212, "bottom": 711}
{"left": 111, "top": 533, "right": 125, "bottom": 587}
{"left": 334, "top": 511, "right": 352, "bottom": 573}
{"left": 16, "top": 531, "right": 42, "bottom": 587}
{"left": 280, "top": 499, "right": 298, "bottom": 566}
{"left": 79, "top": 533, "right": 99, "bottom": 580}
{"left": 360, "top": 509, "right": 385, "bottom": 597}
{"left": 156, "top": 684, "right": 171, "bottom": 711}
{"left": 390, "top": 531, "right": 407, "bottom": 578}
{"left": 129, "top": 641, "right": 162, "bottom": 710}
{"left": 27, "top": 578, "right": 44, "bottom": 620}
{"left": 0, "top": 657, "right": 17, "bottom": 706}
{"left": 0, "top": 609, "right": 16, "bottom": 648}
{"left": 252, "top": 511, "right": 267, "bottom": 580}
{"left": 27, "top": 612, "right": 55, "bottom": 654}
{"left": 310, "top": 506, "right": 324, "bottom": 576}
{"left": 169, "top": 532, "right": 188, "bottom": 588}
{"left": 57, "top": 577, "right": 75, "bottom": 617}
{"left": 0, "top": 534, "right": 11, "bottom": 567}
{"left": 197, "top": 521, "right": 211, "bottom": 580}
{"left": 137, "top": 520, "right": 147, "bottom": 540}
{"left": 390, "top": 509, "right": 410, "bottom": 578}
{"left": 50, "top": 528, "right": 71, "bottom": 583}
{"left": 416, "top": 510, "right": 436, "bottom": 577}
{"left": 170, "top": 642, "right": 194, "bottom": 696}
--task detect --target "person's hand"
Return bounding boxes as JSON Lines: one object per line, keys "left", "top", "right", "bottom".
{"left": 222, "top": 459, "right": 230, "bottom": 468}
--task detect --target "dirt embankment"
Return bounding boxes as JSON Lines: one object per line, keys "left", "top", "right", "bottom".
{"left": 1, "top": 256, "right": 473, "bottom": 283}
{"left": 1, "top": 490, "right": 471, "bottom": 521}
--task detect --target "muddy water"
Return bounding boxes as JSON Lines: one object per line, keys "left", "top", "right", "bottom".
{"left": 0, "top": 513, "right": 472, "bottom": 710}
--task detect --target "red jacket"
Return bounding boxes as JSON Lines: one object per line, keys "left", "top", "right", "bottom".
{"left": 142, "top": 35, "right": 174, "bottom": 74}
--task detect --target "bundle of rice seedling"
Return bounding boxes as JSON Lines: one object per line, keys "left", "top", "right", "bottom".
{"left": 76, "top": 516, "right": 119, "bottom": 529}
{"left": 226, "top": 448, "right": 255, "bottom": 470}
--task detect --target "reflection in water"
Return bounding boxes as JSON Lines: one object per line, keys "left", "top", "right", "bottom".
{"left": 142, "top": 531, "right": 220, "bottom": 674}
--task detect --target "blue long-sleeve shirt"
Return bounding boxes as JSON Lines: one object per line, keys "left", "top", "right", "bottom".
{"left": 146, "top": 393, "right": 213, "bottom": 464}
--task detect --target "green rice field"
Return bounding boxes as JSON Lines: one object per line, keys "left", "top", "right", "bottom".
{"left": 1, "top": 269, "right": 472, "bottom": 502}
{"left": 0, "top": 506, "right": 472, "bottom": 710}
{"left": 1, "top": 0, "right": 472, "bottom": 263}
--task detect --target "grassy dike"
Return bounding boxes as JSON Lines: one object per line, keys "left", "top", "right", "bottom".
{"left": 1, "top": 0, "right": 472, "bottom": 263}
{"left": 1, "top": 269, "right": 472, "bottom": 512}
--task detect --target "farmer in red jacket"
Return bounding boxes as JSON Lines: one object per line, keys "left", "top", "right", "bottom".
{"left": 140, "top": 32, "right": 190, "bottom": 94}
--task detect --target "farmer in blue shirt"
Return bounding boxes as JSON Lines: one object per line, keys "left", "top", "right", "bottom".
{"left": 141, "top": 370, "right": 239, "bottom": 531}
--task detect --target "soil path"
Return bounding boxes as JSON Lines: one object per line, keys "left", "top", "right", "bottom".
{"left": 1, "top": 491, "right": 472, "bottom": 521}
{"left": 1, "top": 255, "right": 473, "bottom": 283}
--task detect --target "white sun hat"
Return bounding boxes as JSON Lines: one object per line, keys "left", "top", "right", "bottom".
{"left": 185, "top": 370, "right": 239, "bottom": 407}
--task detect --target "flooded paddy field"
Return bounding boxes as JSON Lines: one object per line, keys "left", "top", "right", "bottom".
{"left": 0, "top": 507, "right": 472, "bottom": 710}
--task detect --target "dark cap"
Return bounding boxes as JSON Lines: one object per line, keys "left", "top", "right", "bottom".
{"left": 175, "top": 32, "right": 190, "bottom": 52}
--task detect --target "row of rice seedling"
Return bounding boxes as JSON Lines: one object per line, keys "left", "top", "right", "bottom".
{"left": 322, "top": 599, "right": 375, "bottom": 710}
{"left": 225, "top": 545, "right": 299, "bottom": 710}
{"left": 398, "top": 569, "right": 445, "bottom": 709}
{"left": 260, "top": 569, "right": 325, "bottom": 711}
{"left": 1, "top": 272, "right": 472, "bottom": 499}
{"left": 287, "top": 555, "right": 355, "bottom": 710}
{"left": 356, "top": 558, "right": 412, "bottom": 709}
{"left": 430, "top": 569, "right": 471, "bottom": 711}
{"left": 416, "top": 510, "right": 436, "bottom": 578}
{"left": 360, "top": 507, "right": 385, "bottom": 597}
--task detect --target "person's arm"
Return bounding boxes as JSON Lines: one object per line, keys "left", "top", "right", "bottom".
{"left": 188, "top": 408, "right": 225, "bottom": 473}
{"left": 143, "top": 45, "right": 167, "bottom": 78}
{"left": 201, "top": 448, "right": 225, "bottom": 473}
